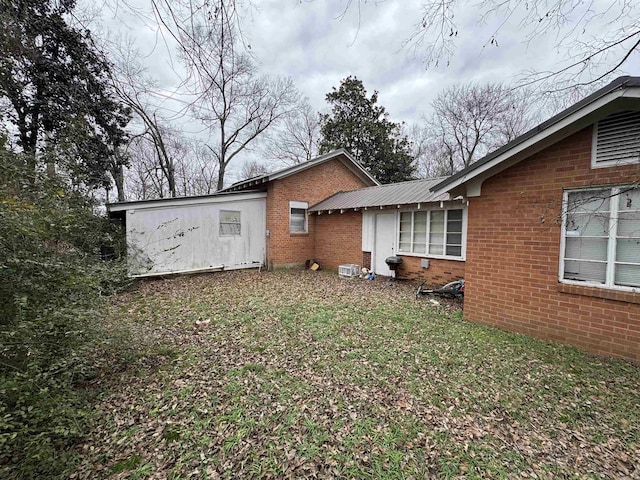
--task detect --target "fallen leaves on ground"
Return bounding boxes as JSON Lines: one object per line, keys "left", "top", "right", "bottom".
{"left": 71, "top": 270, "right": 639, "bottom": 479}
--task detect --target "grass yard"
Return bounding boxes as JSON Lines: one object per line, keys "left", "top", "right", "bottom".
{"left": 71, "top": 270, "right": 638, "bottom": 479}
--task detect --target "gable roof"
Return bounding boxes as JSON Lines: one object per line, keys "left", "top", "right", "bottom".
{"left": 220, "top": 149, "right": 379, "bottom": 193}
{"left": 309, "top": 177, "right": 453, "bottom": 212}
{"left": 431, "top": 76, "right": 640, "bottom": 197}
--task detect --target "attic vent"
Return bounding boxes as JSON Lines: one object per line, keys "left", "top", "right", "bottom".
{"left": 593, "top": 110, "right": 640, "bottom": 168}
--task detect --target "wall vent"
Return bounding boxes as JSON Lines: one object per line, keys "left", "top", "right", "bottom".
{"left": 593, "top": 110, "right": 640, "bottom": 168}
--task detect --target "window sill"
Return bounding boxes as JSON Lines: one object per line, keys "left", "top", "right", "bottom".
{"left": 397, "top": 253, "right": 465, "bottom": 262}
{"left": 557, "top": 282, "right": 640, "bottom": 304}
{"left": 289, "top": 232, "right": 309, "bottom": 237}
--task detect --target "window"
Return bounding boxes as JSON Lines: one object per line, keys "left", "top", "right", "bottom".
{"left": 398, "top": 208, "right": 465, "bottom": 258}
{"left": 219, "top": 210, "right": 241, "bottom": 236}
{"left": 561, "top": 186, "right": 640, "bottom": 289}
{"left": 592, "top": 110, "right": 640, "bottom": 168}
{"left": 289, "top": 201, "right": 308, "bottom": 233}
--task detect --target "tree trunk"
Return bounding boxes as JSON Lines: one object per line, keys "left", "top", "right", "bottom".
{"left": 217, "top": 162, "right": 226, "bottom": 191}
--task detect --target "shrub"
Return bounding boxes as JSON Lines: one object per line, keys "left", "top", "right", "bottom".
{"left": 0, "top": 149, "right": 130, "bottom": 478}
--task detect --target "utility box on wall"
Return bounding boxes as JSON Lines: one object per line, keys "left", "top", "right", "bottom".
{"left": 420, "top": 259, "right": 430, "bottom": 269}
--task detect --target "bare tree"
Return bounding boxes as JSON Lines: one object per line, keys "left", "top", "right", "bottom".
{"left": 335, "top": 1, "right": 639, "bottom": 95}
{"left": 420, "top": 82, "right": 535, "bottom": 175}
{"left": 261, "top": 99, "right": 320, "bottom": 166}
{"left": 124, "top": 135, "right": 168, "bottom": 200}
{"left": 406, "top": 123, "right": 451, "bottom": 179}
{"left": 109, "top": 39, "right": 180, "bottom": 197}
{"left": 238, "top": 158, "right": 271, "bottom": 181}
{"left": 174, "top": 141, "right": 219, "bottom": 196}
{"left": 149, "top": 0, "right": 300, "bottom": 190}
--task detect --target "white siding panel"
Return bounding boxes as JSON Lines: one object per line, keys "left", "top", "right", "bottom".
{"left": 126, "top": 198, "right": 266, "bottom": 276}
{"left": 362, "top": 210, "right": 375, "bottom": 251}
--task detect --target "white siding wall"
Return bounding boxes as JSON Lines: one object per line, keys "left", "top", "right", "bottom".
{"left": 125, "top": 196, "right": 266, "bottom": 276}
{"left": 362, "top": 210, "right": 375, "bottom": 251}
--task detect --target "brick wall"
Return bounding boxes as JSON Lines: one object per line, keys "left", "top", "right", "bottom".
{"left": 465, "top": 125, "right": 640, "bottom": 361}
{"left": 314, "top": 210, "right": 363, "bottom": 270}
{"left": 266, "top": 157, "right": 369, "bottom": 268}
{"left": 397, "top": 256, "right": 465, "bottom": 285}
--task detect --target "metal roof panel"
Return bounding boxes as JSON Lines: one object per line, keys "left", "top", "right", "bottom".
{"left": 310, "top": 177, "right": 451, "bottom": 211}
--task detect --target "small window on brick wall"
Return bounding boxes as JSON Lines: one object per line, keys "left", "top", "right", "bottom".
{"left": 561, "top": 186, "right": 640, "bottom": 289}
{"left": 289, "top": 201, "right": 308, "bottom": 233}
{"left": 592, "top": 110, "right": 640, "bottom": 168}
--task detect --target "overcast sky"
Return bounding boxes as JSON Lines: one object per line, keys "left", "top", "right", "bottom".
{"left": 88, "top": 0, "right": 640, "bottom": 183}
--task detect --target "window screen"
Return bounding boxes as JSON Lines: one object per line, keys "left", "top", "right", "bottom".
{"left": 563, "top": 186, "right": 640, "bottom": 288}
{"left": 219, "top": 210, "right": 241, "bottom": 236}
{"left": 290, "top": 201, "right": 308, "bottom": 233}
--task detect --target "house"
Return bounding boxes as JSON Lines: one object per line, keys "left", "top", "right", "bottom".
{"left": 108, "top": 76, "right": 640, "bottom": 361}
{"left": 309, "top": 178, "right": 467, "bottom": 285}
{"left": 107, "top": 149, "right": 378, "bottom": 276}
{"left": 430, "top": 76, "right": 640, "bottom": 361}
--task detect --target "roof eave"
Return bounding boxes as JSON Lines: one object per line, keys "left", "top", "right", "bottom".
{"left": 431, "top": 77, "right": 640, "bottom": 196}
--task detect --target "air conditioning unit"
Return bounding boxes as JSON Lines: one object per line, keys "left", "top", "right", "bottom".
{"left": 338, "top": 264, "right": 360, "bottom": 278}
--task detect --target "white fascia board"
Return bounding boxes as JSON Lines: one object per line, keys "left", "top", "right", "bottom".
{"left": 433, "top": 89, "right": 640, "bottom": 197}
{"left": 107, "top": 191, "right": 267, "bottom": 213}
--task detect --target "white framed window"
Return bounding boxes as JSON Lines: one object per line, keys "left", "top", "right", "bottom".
{"left": 560, "top": 186, "right": 640, "bottom": 290}
{"left": 398, "top": 208, "right": 466, "bottom": 259}
{"left": 289, "top": 201, "right": 308, "bottom": 233}
{"left": 592, "top": 110, "right": 640, "bottom": 168}
{"left": 219, "top": 210, "right": 241, "bottom": 236}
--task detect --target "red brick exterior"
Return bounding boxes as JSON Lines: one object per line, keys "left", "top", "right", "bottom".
{"left": 397, "top": 256, "right": 465, "bottom": 285}
{"left": 313, "top": 210, "right": 466, "bottom": 283}
{"left": 266, "top": 157, "right": 369, "bottom": 268}
{"left": 314, "top": 210, "right": 365, "bottom": 270}
{"left": 464, "top": 126, "right": 640, "bottom": 361}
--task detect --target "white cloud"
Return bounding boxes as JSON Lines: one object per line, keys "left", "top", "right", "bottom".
{"left": 86, "top": 0, "right": 640, "bottom": 184}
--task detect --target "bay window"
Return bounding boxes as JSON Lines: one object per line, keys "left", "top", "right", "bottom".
{"left": 561, "top": 186, "right": 640, "bottom": 289}
{"left": 398, "top": 208, "right": 465, "bottom": 259}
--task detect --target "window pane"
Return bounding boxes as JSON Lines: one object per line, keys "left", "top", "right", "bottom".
{"left": 565, "top": 237, "right": 608, "bottom": 261}
{"left": 617, "top": 212, "right": 640, "bottom": 237}
{"left": 566, "top": 212, "right": 609, "bottom": 237}
{"left": 290, "top": 215, "right": 305, "bottom": 232}
{"left": 220, "top": 210, "right": 240, "bottom": 223}
{"left": 413, "top": 212, "right": 427, "bottom": 252}
{"left": 567, "top": 190, "right": 610, "bottom": 213}
{"left": 429, "top": 211, "right": 445, "bottom": 255}
{"left": 616, "top": 238, "right": 640, "bottom": 263}
{"left": 399, "top": 231, "right": 411, "bottom": 246}
{"left": 446, "top": 245, "right": 462, "bottom": 257}
{"left": 414, "top": 212, "right": 427, "bottom": 232}
{"left": 615, "top": 264, "right": 640, "bottom": 287}
{"left": 447, "top": 209, "right": 463, "bottom": 221}
{"left": 446, "top": 232, "right": 462, "bottom": 247}
{"left": 400, "top": 212, "right": 412, "bottom": 225}
{"left": 413, "top": 243, "right": 426, "bottom": 254}
{"left": 220, "top": 210, "right": 241, "bottom": 236}
{"left": 564, "top": 260, "right": 606, "bottom": 283}
{"left": 220, "top": 223, "right": 241, "bottom": 235}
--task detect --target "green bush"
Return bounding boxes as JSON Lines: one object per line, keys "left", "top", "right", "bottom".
{"left": 0, "top": 149, "right": 130, "bottom": 478}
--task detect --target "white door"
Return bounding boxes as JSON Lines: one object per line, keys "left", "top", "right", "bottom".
{"left": 374, "top": 213, "right": 396, "bottom": 276}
